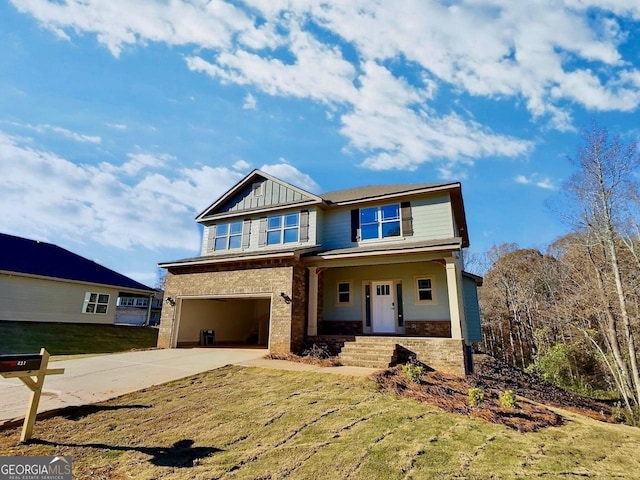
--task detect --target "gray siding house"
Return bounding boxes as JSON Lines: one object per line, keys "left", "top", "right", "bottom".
{"left": 158, "top": 170, "right": 482, "bottom": 375}
{"left": 0, "top": 233, "right": 155, "bottom": 325}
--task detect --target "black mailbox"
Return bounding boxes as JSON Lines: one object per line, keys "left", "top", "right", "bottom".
{"left": 0, "top": 354, "right": 43, "bottom": 373}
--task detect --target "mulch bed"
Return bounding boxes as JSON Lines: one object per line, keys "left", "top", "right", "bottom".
{"left": 372, "top": 365, "right": 564, "bottom": 432}
{"left": 264, "top": 352, "right": 342, "bottom": 367}
{"left": 469, "top": 354, "right": 613, "bottom": 422}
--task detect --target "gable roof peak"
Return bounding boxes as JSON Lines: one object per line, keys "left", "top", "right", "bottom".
{"left": 196, "top": 169, "right": 324, "bottom": 221}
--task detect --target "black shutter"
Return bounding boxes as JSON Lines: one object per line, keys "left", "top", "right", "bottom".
{"left": 350, "top": 209, "right": 359, "bottom": 242}
{"left": 401, "top": 201, "right": 413, "bottom": 236}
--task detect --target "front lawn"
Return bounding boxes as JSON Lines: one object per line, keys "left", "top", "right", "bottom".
{"left": 1, "top": 366, "right": 639, "bottom": 479}
{"left": 0, "top": 321, "right": 158, "bottom": 355}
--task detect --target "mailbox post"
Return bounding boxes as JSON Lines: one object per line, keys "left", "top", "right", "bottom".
{"left": 0, "top": 348, "right": 65, "bottom": 442}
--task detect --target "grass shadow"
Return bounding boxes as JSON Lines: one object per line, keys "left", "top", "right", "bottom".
{"left": 31, "top": 438, "right": 221, "bottom": 467}
{"left": 60, "top": 404, "right": 152, "bottom": 421}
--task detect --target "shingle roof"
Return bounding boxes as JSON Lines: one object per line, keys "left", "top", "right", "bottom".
{"left": 320, "top": 182, "right": 457, "bottom": 204}
{"left": 0, "top": 233, "right": 153, "bottom": 292}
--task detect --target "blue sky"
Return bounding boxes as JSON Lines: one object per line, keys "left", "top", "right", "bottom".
{"left": 1, "top": 1, "right": 640, "bottom": 286}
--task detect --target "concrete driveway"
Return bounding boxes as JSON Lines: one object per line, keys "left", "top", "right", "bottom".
{"left": 0, "top": 348, "right": 266, "bottom": 423}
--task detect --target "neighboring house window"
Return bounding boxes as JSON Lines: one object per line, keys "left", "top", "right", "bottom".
{"left": 215, "top": 221, "right": 243, "bottom": 250}
{"left": 83, "top": 292, "right": 110, "bottom": 314}
{"left": 118, "top": 297, "right": 149, "bottom": 307}
{"left": 415, "top": 277, "right": 435, "bottom": 303}
{"left": 336, "top": 281, "right": 352, "bottom": 305}
{"left": 267, "top": 213, "right": 299, "bottom": 245}
{"left": 360, "top": 204, "right": 401, "bottom": 240}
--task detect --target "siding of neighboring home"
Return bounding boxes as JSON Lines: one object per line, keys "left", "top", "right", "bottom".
{"left": 322, "top": 262, "right": 451, "bottom": 323}
{"left": 0, "top": 273, "right": 118, "bottom": 324}
{"left": 462, "top": 275, "right": 482, "bottom": 343}
{"left": 320, "top": 193, "right": 455, "bottom": 250}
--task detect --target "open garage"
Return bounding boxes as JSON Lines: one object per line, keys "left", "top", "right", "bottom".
{"left": 175, "top": 296, "right": 271, "bottom": 348}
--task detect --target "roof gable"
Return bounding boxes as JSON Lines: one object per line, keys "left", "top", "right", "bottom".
{"left": 0, "top": 233, "right": 153, "bottom": 292}
{"left": 197, "top": 169, "right": 324, "bottom": 221}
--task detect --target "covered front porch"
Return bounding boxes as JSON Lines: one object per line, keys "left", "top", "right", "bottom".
{"left": 303, "top": 249, "right": 467, "bottom": 340}
{"left": 301, "top": 242, "right": 480, "bottom": 375}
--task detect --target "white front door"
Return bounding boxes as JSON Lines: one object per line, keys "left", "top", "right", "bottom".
{"left": 372, "top": 281, "right": 396, "bottom": 333}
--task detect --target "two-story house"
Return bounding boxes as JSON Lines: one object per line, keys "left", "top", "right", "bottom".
{"left": 157, "top": 170, "right": 482, "bottom": 375}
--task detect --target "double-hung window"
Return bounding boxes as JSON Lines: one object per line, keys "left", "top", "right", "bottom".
{"left": 360, "top": 204, "right": 401, "bottom": 240}
{"left": 267, "top": 213, "right": 299, "bottom": 245}
{"left": 336, "top": 281, "right": 352, "bottom": 305}
{"left": 214, "top": 221, "right": 242, "bottom": 250}
{"left": 83, "top": 292, "right": 110, "bottom": 314}
{"left": 415, "top": 277, "right": 435, "bottom": 303}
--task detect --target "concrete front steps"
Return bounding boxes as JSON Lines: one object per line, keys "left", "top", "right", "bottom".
{"left": 338, "top": 336, "right": 401, "bottom": 369}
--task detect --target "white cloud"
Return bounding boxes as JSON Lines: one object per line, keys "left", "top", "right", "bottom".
{"left": 4, "top": 121, "right": 101, "bottom": 144}
{"left": 233, "top": 159, "right": 251, "bottom": 170}
{"left": 0, "top": 130, "right": 247, "bottom": 251}
{"left": 10, "top": 0, "right": 640, "bottom": 172}
{"left": 106, "top": 123, "right": 127, "bottom": 130}
{"left": 242, "top": 93, "right": 257, "bottom": 110}
{"left": 260, "top": 162, "right": 321, "bottom": 193}
{"left": 515, "top": 173, "right": 557, "bottom": 190}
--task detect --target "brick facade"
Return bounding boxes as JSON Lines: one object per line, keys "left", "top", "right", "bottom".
{"left": 157, "top": 258, "right": 307, "bottom": 354}
{"left": 394, "top": 338, "right": 467, "bottom": 376}
{"left": 405, "top": 320, "right": 451, "bottom": 337}
{"left": 318, "top": 320, "right": 363, "bottom": 335}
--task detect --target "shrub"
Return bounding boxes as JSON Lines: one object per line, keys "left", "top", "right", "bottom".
{"left": 500, "top": 390, "right": 518, "bottom": 409}
{"left": 611, "top": 404, "right": 640, "bottom": 426}
{"left": 468, "top": 387, "right": 485, "bottom": 408}
{"left": 300, "top": 343, "right": 332, "bottom": 360}
{"left": 402, "top": 363, "right": 424, "bottom": 383}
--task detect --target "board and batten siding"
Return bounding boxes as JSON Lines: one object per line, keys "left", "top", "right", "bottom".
{"left": 201, "top": 207, "right": 320, "bottom": 255}
{"left": 0, "top": 274, "right": 119, "bottom": 324}
{"left": 320, "top": 193, "right": 455, "bottom": 250}
{"left": 322, "top": 262, "right": 450, "bottom": 322}
{"left": 218, "top": 178, "right": 310, "bottom": 214}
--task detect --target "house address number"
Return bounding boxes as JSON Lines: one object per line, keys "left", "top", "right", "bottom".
{"left": 0, "top": 354, "right": 43, "bottom": 373}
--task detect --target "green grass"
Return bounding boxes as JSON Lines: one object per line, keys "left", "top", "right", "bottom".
{"left": 1, "top": 366, "right": 639, "bottom": 479}
{"left": 0, "top": 320, "right": 158, "bottom": 355}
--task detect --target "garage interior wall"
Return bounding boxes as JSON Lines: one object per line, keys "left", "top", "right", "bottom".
{"left": 177, "top": 298, "right": 270, "bottom": 346}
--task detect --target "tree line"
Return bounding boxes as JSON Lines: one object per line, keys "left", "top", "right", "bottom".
{"left": 475, "top": 123, "right": 640, "bottom": 418}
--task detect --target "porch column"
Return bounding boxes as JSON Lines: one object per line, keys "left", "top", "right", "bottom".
{"left": 307, "top": 266, "right": 318, "bottom": 336}
{"left": 445, "top": 259, "right": 463, "bottom": 339}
